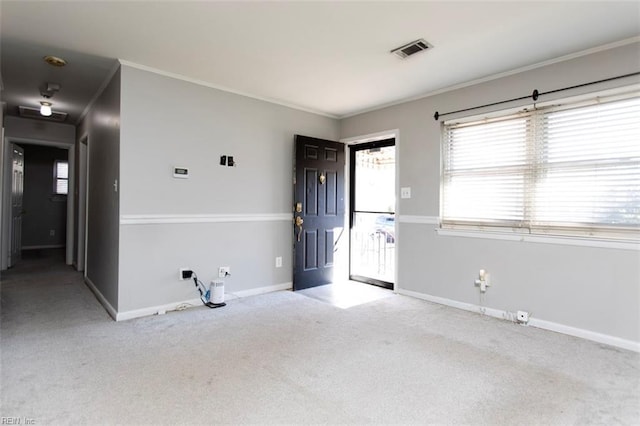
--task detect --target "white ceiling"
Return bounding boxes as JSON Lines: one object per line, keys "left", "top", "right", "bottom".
{"left": 1, "top": 1, "right": 639, "bottom": 123}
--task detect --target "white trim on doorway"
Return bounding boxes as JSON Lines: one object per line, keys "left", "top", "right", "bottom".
{"left": 0, "top": 137, "right": 75, "bottom": 269}
{"left": 340, "top": 129, "right": 400, "bottom": 293}
{"left": 77, "top": 134, "right": 89, "bottom": 273}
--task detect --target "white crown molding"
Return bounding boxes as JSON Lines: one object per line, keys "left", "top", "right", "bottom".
{"left": 120, "top": 213, "right": 293, "bottom": 225}
{"left": 397, "top": 288, "right": 640, "bottom": 353}
{"left": 342, "top": 36, "right": 640, "bottom": 119}
{"left": 118, "top": 59, "right": 339, "bottom": 119}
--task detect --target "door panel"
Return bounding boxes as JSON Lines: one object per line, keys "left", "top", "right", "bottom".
{"left": 325, "top": 171, "right": 337, "bottom": 215}
{"left": 305, "top": 169, "right": 318, "bottom": 215}
{"left": 304, "top": 230, "right": 318, "bottom": 270}
{"left": 293, "top": 135, "right": 345, "bottom": 290}
{"left": 325, "top": 229, "right": 334, "bottom": 266}
{"left": 10, "top": 145, "right": 24, "bottom": 267}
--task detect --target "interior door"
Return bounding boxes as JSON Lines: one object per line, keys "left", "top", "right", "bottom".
{"left": 293, "top": 135, "right": 345, "bottom": 290}
{"left": 9, "top": 144, "right": 24, "bottom": 267}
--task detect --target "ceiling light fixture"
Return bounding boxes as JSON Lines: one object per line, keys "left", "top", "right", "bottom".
{"left": 40, "top": 101, "right": 52, "bottom": 117}
{"left": 44, "top": 55, "right": 67, "bottom": 67}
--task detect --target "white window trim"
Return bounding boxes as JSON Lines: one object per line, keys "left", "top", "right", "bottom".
{"left": 399, "top": 215, "right": 639, "bottom": 250}
{"left": 436, "top": 227, "right": 639, "bottom": 251}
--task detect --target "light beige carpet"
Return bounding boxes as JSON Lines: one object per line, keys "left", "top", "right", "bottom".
{"left": 1, "top": 252, "right": 639, "bottom": 424}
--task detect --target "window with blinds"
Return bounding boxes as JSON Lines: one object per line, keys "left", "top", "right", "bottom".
{"left": 441, "top": 91, "right": 640, "bottom": 240}
{"left": 54, "top": 160, "right": 68, "bottom": 195}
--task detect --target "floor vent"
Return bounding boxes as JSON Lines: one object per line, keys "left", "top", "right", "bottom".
{"left": 391, "top": 39, "right": 432, "bottom": 59}
{"left": 18, "top": 106, "right": 68, "bottom": 122}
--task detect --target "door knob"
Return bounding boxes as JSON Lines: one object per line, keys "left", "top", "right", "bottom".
{"left": 295, "top": 216, "right": 304, "bottom": 242}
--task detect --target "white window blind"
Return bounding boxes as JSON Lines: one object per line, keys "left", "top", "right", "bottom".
{"left": 442, "top": 91, "right": 640, "bottom": 240}
{"left": 54, "top": 160, "right": 68, "bottom": 195}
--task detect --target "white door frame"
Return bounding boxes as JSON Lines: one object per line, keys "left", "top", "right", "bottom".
{"left": 0, "top": 136, "right": 75, "bottom": 269}
{"left": 77, "top": 134, "right": 89, "bottom": 274}
{"left": 341, "top": 129, "right": 400, "bottom": 292}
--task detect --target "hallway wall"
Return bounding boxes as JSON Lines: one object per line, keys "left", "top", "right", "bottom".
{"left": 77, "top": 68, "right": 121, "bottom": 311}
{"left": 21, "top": 144, "right": 68, "bottom": 249}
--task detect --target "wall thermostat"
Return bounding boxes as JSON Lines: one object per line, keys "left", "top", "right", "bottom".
{"left": 173, "top": 167, "right": 189, "bottom": 179}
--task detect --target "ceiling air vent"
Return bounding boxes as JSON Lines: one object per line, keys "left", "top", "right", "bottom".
{"left": 18, "top": 106, "right": 68, "bottom": 122}
{"left": 391, "top": 39, "right": 432, "bottom": 59}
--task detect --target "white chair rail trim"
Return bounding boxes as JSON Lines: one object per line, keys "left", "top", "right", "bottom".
{"left": 120, "top": 213, "right": 293, "bottom": 225}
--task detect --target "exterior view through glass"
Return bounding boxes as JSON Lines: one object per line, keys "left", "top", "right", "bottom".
{"left": 350, "top": 142, "right": 395, "bottom": 287}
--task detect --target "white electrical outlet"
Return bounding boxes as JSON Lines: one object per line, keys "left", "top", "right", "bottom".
{"left": 218, "top": 266, "right": 231, "bottom": 278}
{"left": 275, "top": 256, "right": 282, "bottom": 268}
{"left": 179, "top": 268, "right": 191, "bottom": 280}
{"left": 400, "top": 187, "right": 411, "bottom": 199}
{"left": 517, "top": 310, "right": 529, "bottom": 323}
{"left": 474, "top": 269, "right": 491, "bottom": 292}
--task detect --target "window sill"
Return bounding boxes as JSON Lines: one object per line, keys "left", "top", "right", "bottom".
{"left": 435, "top": 228, "right": 639, "bottom": 251}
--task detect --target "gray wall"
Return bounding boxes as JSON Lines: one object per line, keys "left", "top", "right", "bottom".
{"left": 4, "top": 116, "right": 75, "bottom": 145}
{"left": 340, "top": 42, "right": 640, "bottom": 343}
{"left": 77, "top": 68, "right": 121, "bottom": 310}
{"left": 118, "top": 64, "right": 339, "bottom": 312}
{"left": 21, "top": 145, "right": 68, "bottom": 248}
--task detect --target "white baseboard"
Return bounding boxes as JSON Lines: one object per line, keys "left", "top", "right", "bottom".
{"left": 230, "top": 282, "right": 292, "bottom": 298}
{"left": 114, "top": 282, "right": 293, "bottom": 321}
{"left": 397, "top": 288, "right": 640, "bottom": 353}
{"left": 22, "top": 244, "right": 65, "bottom": 250}
{"left": 527, "top": 317, "right": 640, "bottom": 353}
{"left": 84, "top": 276, "right": 118, "bottom": 321}
{"left": 116, "top": 298, "right": 203, "bottom": 322}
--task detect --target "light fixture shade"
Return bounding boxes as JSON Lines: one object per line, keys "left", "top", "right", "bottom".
{"left": 40, "top": 102, "right": 52, "bottom": 117}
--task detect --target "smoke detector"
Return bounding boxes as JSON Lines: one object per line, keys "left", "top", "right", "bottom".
{"left": 40, "top": 82, "right": 61, "bottom": 99}
{"left": 44, "top": 55, "right": 67, "bottom": 67}
{"left": 391, "top": 39, "right": 433, "bottom": 59}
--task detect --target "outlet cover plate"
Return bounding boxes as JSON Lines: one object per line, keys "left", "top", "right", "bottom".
{"left": 218, "top": 266, "right": 230, "bottom": 278}
{"left": 179, "top": 268, "right": 191, "bottom": 281}
{"left": 517, "top": 310, "right": 529, "bottom": 322}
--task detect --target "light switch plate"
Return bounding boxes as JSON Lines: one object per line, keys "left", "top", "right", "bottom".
{"left": 400, "top": 187, "right": 411, "bottom": 199}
